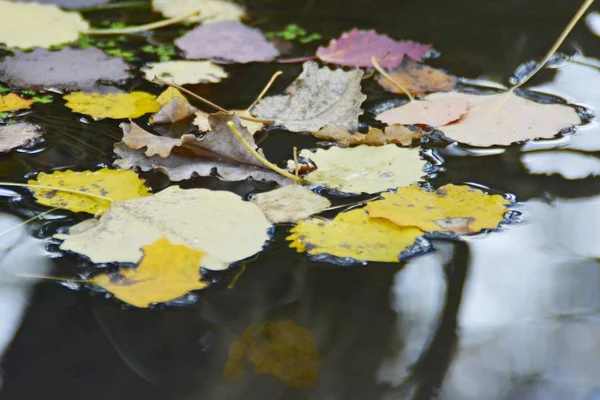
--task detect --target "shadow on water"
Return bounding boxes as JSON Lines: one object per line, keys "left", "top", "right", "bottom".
{"left": 2, "top": 0, "right": 600, "bottom": 399}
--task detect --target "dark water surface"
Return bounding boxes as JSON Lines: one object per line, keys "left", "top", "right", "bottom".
{"left": 2, "top": 0, "right": 600, "bottom": 399}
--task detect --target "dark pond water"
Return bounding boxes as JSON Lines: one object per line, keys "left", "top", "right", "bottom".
{"left": 2, "top": 0, "right": 600, "bottom": 399}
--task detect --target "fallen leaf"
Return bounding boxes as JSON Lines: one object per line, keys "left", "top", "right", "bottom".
{"left": 0, "top": 93, "right": 33, "bottom": 112}
{"left": 377, "top": 60, "right": 456, "bottom": 96}
{"left": 290, "top": 145, "right": 426, "bottom": 194}
{"left": 251, "top": 61, "right": 366, "bottom": 132}
{"left": 175, "top": 21, "right": 279, "bottom": 63}
{"left": 250, "top": 185, "right": 331, "bottom": 223}
{"left": 376, "top": 96, "right": 470, "bottom": 127}
{"left": 54, "top": 186, "right": 272, "bottom": 270}
{"left": 365, "top": 184, "right": 510, "bottom": 235}
{"left": 0, "top": 48, "right": 130, "bottom": 91}
{"left": 156, "top": 87, "right": 187, "bottom": 106}
{"left": 193, "top": 111, "right": 211, "bottom": 131}
{"left": 150, "top": 97, "right": 198, "bottom": 124}
{"left": 0, "top": 1, "right": 89, "bottom": 48}
{"left": 91, "top": 238, "right": 208, "bottom": 308}
{"left": 28, "top": 169, "right": 151, "bottom": 215}
{"left": 152, "top": 0, "right": 245, "bottom": 24}
{"left": 0, "top": 122, "right": 41, "bottom": 152}
{"left": 429, "top": 91, "right": 582, "bottom": 147}
{"left": 233, "top": 110, "right": 264, "bottom": 135}
{"left": 141, "top": 60, "right": 228, "bottom": 85}
{"left": 224, "top": 321, "right": 320, "bottom": 388}
{"left": 316, "top": 29, "right": 432, "bottom": 68}
{"left": 63, "top": 91, "right": 160, "bottom": 119}
{"left": 16, "top": 0, "right": 111, "bottom": 9}
{"left": 312, "top": 125, "right": 420, "bottom": 146}
{"left": 287, "top": 208, "right": 424, "bottom": 263}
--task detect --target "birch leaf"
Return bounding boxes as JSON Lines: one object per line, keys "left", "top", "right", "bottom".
{"left": 287, "top": 208, "right": 424, "bottom": 263}
{"left": 251, "top": 61, "right": 366, "bottom": 132}
{"left": 152, "top": 0, "right": 245, "bottom": 24}
{"left": 291, "top": 145, "right": 426, "bottom": 194}
{"left": 54, "top": 186, "right": 272, "bottom": 271}
{"left": 142, "top": 61, "right": 228, "bottom": 85}
{"left": 63, "top": 91, "right": 160, "bottom": 119}
{"left": 0, "top": 1, "right": 89, "bottom": 49}
{"left": 365, "top": 184, "right": 510, "bottom": 235}
{"left": 250, "top": 185, "right": 331, "bottom": 223}
{"left": 28, "top": 169, "right": 151, "bottom": 215}
{"left": 91, "top": 238, "right": 208, "bottom": 308}
{"left": 0, "top": 93, "right": 33, "bottom": 112}
{"left": 0, "top": 122, "right": 41, "bottom": 153}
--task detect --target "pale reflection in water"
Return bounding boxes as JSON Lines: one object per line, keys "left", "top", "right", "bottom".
{"left": 0, "top": 214, "right": 49, "bottom": 394}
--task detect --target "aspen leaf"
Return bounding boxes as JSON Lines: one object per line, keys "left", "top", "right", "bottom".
{"left": 0, "top": 1, "right": 89, "bottom": 49}
{"left": 152, "top": 0, "right": 245, "bottom": 24}
{"left": 287, "top": 208, "right": 424, "bottom": 263}
{"left": 365, "top": 184, "right": 510, "bottom": 235}
{"left": 91, "top": 238, "right": 208, "bottom": 308}
{"left": 27, "top": 169, "right": 151, "bottom": 215}
{"left": 156, "top": 87, "right": 188, "bottom": 107}
{"left": 376, "top": 96, "right": 470, "bottom": 127}
{"left": 312, "top": 125, "right": 420, "bottom": 147}
{"left": 0, "top": 93, "right": 33, "bottom": 112}
{"left": 290, "top": 145, "right": 426, "bottom": 194}
{"left": 250, "top": 185, "right": 331, "bottom": 223}
{"left": 142, "top": 61, "right": 228, "bottom": 85}
{"left": 377, "top": 60, "right": 456, "bottom": 96}
{"left": 0, "top": 122, "right": 41, "bottom": 153}
{"left": 54, "top": 186, "right": 272, "bottom": 271}
{"left": 224, "top": 321, "right": 320, "bottom": 388}
{"left": 152, "top": 87, "right": 198, "bottom": 124}
{"left": 63, "top": 91, "right": 160, "bottom": 119}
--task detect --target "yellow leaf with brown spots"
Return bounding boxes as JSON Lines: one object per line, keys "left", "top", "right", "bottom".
{"left": 287, "top": 208, "right": 424, "bottom": 263}
{"left": 365, "top": 184, "right": 510, "bottom": 235}
{"left": 28, "top": 169, "right": 150, "bottom": 215}
{"left": 63, "top": 91, "right": 160, "bottom": 119}
{"left": 0, "top": 93, "right": 33, "bottom": 112}
{"left": 91, "top": 238, "right": 208, "bottom": 308}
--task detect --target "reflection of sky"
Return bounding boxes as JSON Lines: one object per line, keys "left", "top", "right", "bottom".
{"left": 0, "top": 214, "right": 49, "bottom": 395}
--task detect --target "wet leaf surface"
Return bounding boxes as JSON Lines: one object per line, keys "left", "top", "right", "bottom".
{"left": 142, "top": 61, "right": 228, "bottom": 85}
{"left": 152, "top": 0, "right": 245, "bottom": 23}
{"left": 63, "top": 91, "right": 160, "bottom": 119}
{"left": 250, "top": 185, "right": 331, "bottom": 223}
{"left": 377, "top": 60, "right": 456, "bottom": 96}
{"left": 312, "top": 125, "right": 420, "bottom": 147}
{"left": 0, "top": 122, "right": 41, "bottom": 153}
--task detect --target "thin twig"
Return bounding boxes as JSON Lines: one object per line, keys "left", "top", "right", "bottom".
{"left": 16, "top": 272, "right": 88, "bottom": 283}
{"left": 0, "top": 207, "right": 60, "bottom": 239}
{"left": 246, "top": 71, "right": 283, "bottom": 111}
{"left": 323, "top": 196, "right": 380, "bottom": 212}
{"left": 227, "top": 122, "right": 305, "bottom": 183}
{"left": 87, "top": 12, "right": 198, "bottom": 35}
{"left": 371, "top": 56, "right": 415, "bottom": 102}
{"left": 293, "top": 147, "right": 300, "bottom": 178}
{"left": 0, "top": 182, "right": 114, "bottom": 203}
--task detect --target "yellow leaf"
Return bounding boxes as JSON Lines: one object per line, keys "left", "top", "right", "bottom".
{"left": 365, "top": 184, "right": 510, "bottom": 235}
{"left": 156, "top": 87, "right": 188, "bottom": 107}
{"left": 287, "top": 208, "right": 423, "bottom": 263}
{"left": 0, "top": 1, "right": 89, "bottom": 49}
{"left": 0, "top": 93, "right": 33, "bottom": 112}
{"left": 91, "top": 238, "right": 208, "bottom": 308}
{"left": 152, "top": 0, "right": 245, "bottom": 23}
{"left": 224, "top": 321, "right": 320, "bottom": 388}
{"left": 142, "top": 60, "right": 228, "bottom": 85}
{"left": 63, "top": 91, "right": 160, "bottom": 119}
{"left": 28, "top": 169, "right": 151, "bottom": 215}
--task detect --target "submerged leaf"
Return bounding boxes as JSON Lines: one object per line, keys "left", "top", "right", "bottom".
{"left": 55, "top": 186, "right": 272, "bottom": 271}
{"left": 176, "top": 21, "right": 279, "bottom": 63}
{"left": 15, "top": 0, "right": 111, "bottom": 9}
{"left": 316, "top": 29, "right": 431, "bottom": 68}
{"left": 292, "top": 145, "right": 426, "bottom": 194}
{"left": 152, "top": 0, "right": 245, "bottom": 23}
{"left": 224, "top": 321, "right": 320, "bottom": 388}
{"left": 142, "top": 60, "right": 228, "bottom": 85}
{"left": 0, "top": 122, "right": 41, "bottom": 153}
{"left": 0, "top": 48, "right": 130, "bottom": 91}
{"left": 0, "top": 1, "right": 89, "bottom": 48}
{"left": 287, "top": 209, "right": 424, "bottom": 263}
{"left": 63, "top": 91, "right": 160, "bottom": 119}
{"left": 250, "top": 185, "right": 331, "bottom": 223}
{"left": 365, "top": 184, "right": 510, "bottom": 235}
{"left": 377, "top": 60, "right": 456, "bottom": 96}
{"left": 312, "top": 125, "right": 420, "bottom": 147}
{"left": 430, "top": 91, "right": 582, "bottom": 147}
{"left": 0, "top": 93, "right": 33, "bottom": 112}
{"left": 28, "top": 169, "right": 151, "bottom": 215}
{"left": 91, "top": 238, "right": 208, "bottom": 308}
{"left": 376, "top": 96, "right": 470, "bottom": 127}
{"left": 252, "top": 61, "right": 366, "bottom": 132}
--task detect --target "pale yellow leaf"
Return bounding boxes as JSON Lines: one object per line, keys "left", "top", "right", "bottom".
{"left": 142, "top": 60, "right": 228, "bottom": 85}
{"left": 152, "top": 0, "right": 245, "bottom": 23}
{"left": 376, "top": 96, "right": 469, "bottom": 127}
{"left": 0, "top": 122, "right": 41, "bottom": 153}
{"left": 250, "top": 185, "right": 331, "bottom": 223}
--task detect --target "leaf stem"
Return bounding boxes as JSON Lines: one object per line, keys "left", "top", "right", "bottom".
{"left": 0, "top": 207, "right": 59, "bottom": 239}
{"left": 87, "top": 12, "right": 198, "bottom": 35}
{"left": 16, "top": 272, "right": 88, "bottom": 283}
{"left": 509, "top": 0, "right": 595, "bottom": 92}
{"left": 227, "top": 122, "right": 305, "bottom": 183}
{"left": 153, "top": 78, "right": 275, "bottom": 124}
{"left": 247, "top": 71, "right": 283, "bottom": 111}
{"left": 0, "top": 182, "right": 114, "bottom": 203}
{"left": 293, "top": 147, "right": 299, "bottom": 178}
{"left": 371, "top": 56, "right": 415, "bottom": 102}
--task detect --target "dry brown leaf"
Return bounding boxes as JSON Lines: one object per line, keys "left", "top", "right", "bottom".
{"left": 150, "top": 97, "right": 198, "bottom": 124}
{"left": 312, "top": 125, "right": 420, "bottom": 147}
{"left": 0, "top": 123, "right": 41, "bottom": 152}
{"left": 377, "top": 60, "right": 456, "bottom": 96}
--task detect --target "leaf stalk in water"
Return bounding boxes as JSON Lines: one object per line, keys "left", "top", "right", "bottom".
{"left": 87, "top": 12, "right": 198, "bottom": 35}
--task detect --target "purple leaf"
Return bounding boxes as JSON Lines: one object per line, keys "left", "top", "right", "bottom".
{"left": 175, "top": 21, "right": 279, "bottom": 63}
{"left": 15, "top": 0, "right": 112, "bottom": 9}
{"left": 316, "top": 28, "right": 432, "bottom": 68}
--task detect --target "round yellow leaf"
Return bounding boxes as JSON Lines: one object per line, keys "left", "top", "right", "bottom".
{"left": 63, "top": 91, "right": 160, "bottom": 119}
{"left": 0, "top": 93, "right": 33, "bottom": 112}
{"left": 0, "top": 1, "right": 89, "bottom": 49}
{"left": 28, "top": 169, "right": 151, "bottom": 215}
{"left": 142, "top": 60, "right": 228, "bottom": 85}
{"left": 365, "top": 184, "right": 510, "bottom": 235}
{"left": 91, "top": 237, "right": 208, "bottom": 308}
{"left": 152, "top": 0, "right": 245, "bottom": 23}
{"left": 287, "top": 208, "right": 424, "bottom": 263}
